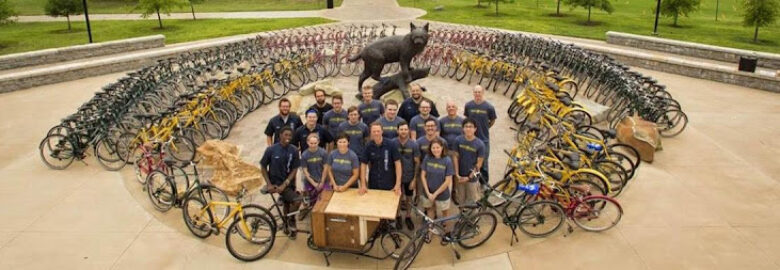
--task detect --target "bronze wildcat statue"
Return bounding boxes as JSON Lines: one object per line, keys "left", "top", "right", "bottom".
{"left": 349, "top": 22, "right": 430, "bottom": 97}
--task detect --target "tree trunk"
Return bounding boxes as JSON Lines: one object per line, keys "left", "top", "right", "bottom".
{"left": 753, "top": 25, "right": 759, "bottom": 43}
{"left": 495, "top": 0, "right": 499, "bottom": 15}
{"left": 156, "top": 8, "right": 163, "bottom": 29}
{"left": 190, "top": 2, "right": 196, "bottom": 20}
{"left": 66, "top": 14, "right": 71, "bottom": 31}
{"left": 587, "top": 6, "right": 592, "bottom": 23}
{"left": 556, "top": 0, "right": 561, "bottom": 15}
{"left": 673, "top": 13, "right": 678, "bottom": 26}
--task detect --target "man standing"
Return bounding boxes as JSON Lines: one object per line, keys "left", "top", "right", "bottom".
{"left": 322, "top": 95, "right": 348, "bottom": 138}
{"left": 358, "top": 85, "right": 384, "bottom": 125}
{"left": 463, "top": 85, "right": 496, "bottom": 181}
{"left": 308, "top": 88, "right": 333, "bottom": 125}
{"left": 378, "top": 99, "right": 405, "bottom": 139}
{"left": 264, "top": 98, "right": 303, "bottom": 146}
{"left": 439, "top": 100, "right": 464, "bottom": 144}
{"left": 292, "top": 110, "right": 333, "bottom": 153}
{"left": 416, "top": 118, "right": 448, "bottom": 157}
{"left": 259, "top": 127, "right": 301, "bottom": 238}
{"left": 338, "top": 106, "right": 369, "bottom": 155}
{"left": 409, "top": 100, "right": 438, "bottom": 140}
{"left": 360, "top": 122, "right": 402, "bottom": 196}
{"left": 399, "top": 83, "right": 439, "bottom": 123}
{"left": 394, "top": 122, "right": 420, "bottom": 230}
{"left": 453, "top": 119, "right": 486, "bottom": 204}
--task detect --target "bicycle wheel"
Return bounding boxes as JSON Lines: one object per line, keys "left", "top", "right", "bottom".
{"left": 380, "top": 230, "right": 412, "bottom": 259}
{"left": 568, "top": 170, "right": 610, "bottom": 198}
{"left": 182, "top": 196, "right": 214, "bottom": 238}
{"left": 592, "top": 160, "right": 628, "bottom": 197}
{"left": 146, "top": 170, "right": 177, "bottom": 212}
{"left": 572, "top": 196, "right": 623, "bottom": 232}
{"left": 226, "top": 213, "right": 276, "bottom": 261}
{"left": 561, "top": 108, "right": 592, "bottom": 127}
{"left": 94, "top": 136, "right": 126, "bottom": 171}
{"left": 166, "top": 136, "right": 196, "bottom": 162}
{"left": 393, "top": 232, "right": 425, "bottom": 270}
{"left": 515, "top": 200, "right": 565, "bottom": 238}
{"left": 39, "top": 134, "right": 76, "bottom": 170}
{"left": 489, "top": 177, "right": 519, "bottom": 207}
{"left": 200, "top": 119, "right": 224, "bottom": 140}
{"left": 457, "top": 211, "right": 497, "bottom": 249}
{"left": 657, "top": 109, "right": 688, "bottom": 137}
{"left": 183, "top": 127, "right": 207, "bottom": 147}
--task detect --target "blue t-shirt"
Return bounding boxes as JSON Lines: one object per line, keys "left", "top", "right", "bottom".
{"left": 378, "top": 116, "right": 405, "bottom": 139}
{"left": 409, "top": 114, "right": 439, "bottom": 138}
{"left": 358, "top": 100, "right": 384, "bottom": 125}
{"left": 259, "top": 143, "right": 300, "bottom": 186}
{"left": 464, "top": 101, "right": 497, "bottom": 142}
{"left": 395, "top": 138, "right": 420, "bottom": 183}
{"left": 439, "top": 115, "right": 464, "bottom": 144}
{"left": 323, "top": 109, "right": 348, "bottom": 138}
{"left": 301, "top": 147, "right": 328, "bottom": 183}
{"left": 416, "top": 136, "right": 448, "bottom": 157}
{"left": 453, "top": 135, "right": 486, "bottom": 181}
{"left": 422, "top": 156, "right": 454, "bottom": 201}
{"left": 337, "top": 121, "right": 368, "bottom": 155}
{"left": 399, "top": 97, "right": 440, "bottom": 123}
{"left": 327, "top": 149, "right": 360, "bottom": 186}
{"left": 361, "top": 139, "right": 401, "bottom": 190}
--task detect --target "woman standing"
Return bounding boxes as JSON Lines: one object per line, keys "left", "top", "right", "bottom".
{"left": 326, "top": 134, "right": 361, "bottom": 192}
{"left": 420, "top": 138, "right": 455, "bottom": 234}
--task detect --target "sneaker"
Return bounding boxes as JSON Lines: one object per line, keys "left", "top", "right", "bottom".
{"left": 405, "top": 217, "right": 414, "bottom": 231}
{"left": 289, "top": 229, "right": 297, "bottom": 240}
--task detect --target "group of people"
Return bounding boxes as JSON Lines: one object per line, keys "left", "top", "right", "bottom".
{"left": 259, "top": 83, "right": 497, "bottom": 238}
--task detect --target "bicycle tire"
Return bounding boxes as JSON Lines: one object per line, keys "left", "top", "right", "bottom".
{"left": 236, "top": 204, "right": 278, "bottom": 232}
{"left": 39, "top": 134, "right": 76, "bottom": 170}
{"left": 166, "top": 136, "right": 196, "bottom": 162}
{"left": 515, "top": 200, "right": 565, "bottom": 238}
{"left": 657, "top": 109, "right": 688, "bottom": 137}
{"left": 456, "top": 211, "right": 497, "bottom": 249}
{"left": 182, "top": 196, "right": 214, "bottom": 238}
{"left": 393, "top": 232, "right": 425, "bottom": 270}
{"left": 146, "top": 169, "right": 177, "bottom": 212}
{"left": 489, "top": 177, "right": 519, "bottom": 207}
{"left": 380, "top": 230, "right": 412, "bottom": 259}
{"left": 200, "top": 119, "right": 224, "bottom": 140}
{"left": 571, "top": 196, "right": 623, "bottom": 232}
{"left": 591, "top": 160, "right": 627, "bottom": 197}
{"left": 94, "top": 136, "right": 126, "bottom": 171}
{"left": 226, "top": 213, "right": 276, "bottom": 261}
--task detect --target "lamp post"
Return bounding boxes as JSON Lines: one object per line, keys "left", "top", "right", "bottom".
{"left": 652, "top": 0, "right": 662, "bottom": 35}
{"left": 82, "top": 0, "right": 93, "bottom": 43}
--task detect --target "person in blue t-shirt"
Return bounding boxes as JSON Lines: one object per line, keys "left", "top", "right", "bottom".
{"left": 292, "top": 110, "right": 333, "bottom": 153}
{"left": 301, "top": 133, "right": 330, "bottom": 192}
{"left": 323, "top": 95, "right": 348, "bottom": 138}
{"left": 399, "top": 83, "right": 440, "bottom": 123}
{"left": 358, "top": 85, "right": 384, "bottom": 125}
{"left": 439, "top": 100, "right": 464, "bottom": 144}
{"left": 452, "top": 118, "right": 486, "bottom": 204}
{"left": 421, "top": 138, "right": 455, "bottom": 235}
{"left": 409, "top": 100, "right": 439, "bottom": 140}
{"left": 394, "top": 121, "right": 420, "bottom": 230}
{"left": 360, "top": 122, "right": 402, "bottom": 195}
{"left": 464, "top": 85, "right": 496, "bottom": 182}
{"left": 264, "top": 98, "right": 303, "bottom": 146}
{"left": 326, "top": 134, "right": 361, "bottom": 192}
{"left": 338, "top": 106, "right": 369, "bottom": 155}
{"left": 259, "top": 127, "right": 301, "bottom": 238}
{"left": 378, "top": 99, "right": 405, "bottom": 139}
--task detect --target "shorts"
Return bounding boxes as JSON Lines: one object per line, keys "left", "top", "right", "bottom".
{"left": 401, "top": 181, "right": 415, "bottom": 197}
{"left": 455, "top": 180, "right": 482, "bottom": 205}
{"left": 420, "top": 196, "right": 451, "bottom": 211}
{"left": 304, "top": 181, "right": 331, "bottom": 192}
{"left": 278, "top": 186, "right": 299, "bottom": 204}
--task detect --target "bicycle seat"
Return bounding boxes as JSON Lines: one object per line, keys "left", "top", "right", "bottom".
{"left": 559, "top": 96, "right": 572, "bottom": 106}
{"left": 547, "top": 171, "right": 563, "bottom": 180}
{"left": 545, "top": 81, "right": 560, "bottom": 92}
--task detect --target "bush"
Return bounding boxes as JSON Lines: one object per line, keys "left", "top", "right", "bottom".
{"left": 0, "top": 0, "right": 17, "bottom": 25}
{"left": 45, "top": 0, "right": 84, "bottom": 31}
{"left": 742, "top": 0, "right": 779, "bottom": 42}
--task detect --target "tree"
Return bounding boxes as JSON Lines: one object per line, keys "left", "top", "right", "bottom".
{"left": 656, "top": 0, "right": 701, "bottom": 26}
{"left": 45, "top": 0, "right": 84, "bottom": 31}
{"left": 565, "top": 0, "right": 614, "bottom": 24}
{"left": 0, "top": 0, "right": 17, "bottom": 25}
{"left": 136, "top": 0, "right": 185, "bottom": 29}
{"left": 742, "top": 0, "right": 779, "bottom": 42}
{"left": 188, "top": 0, "right": 203, "bottom": 20}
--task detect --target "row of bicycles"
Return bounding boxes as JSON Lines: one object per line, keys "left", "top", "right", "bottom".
{"left": 39, "top": 22, "right": 677, "bottom": 265}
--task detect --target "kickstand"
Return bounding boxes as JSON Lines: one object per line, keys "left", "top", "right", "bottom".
{"left": 322, "top": 251, "right": 332, "bottom": 267}
{"left": 563, "top": 222, "right": 574, "bottom": 237}
{"left": 509, "top": 226, "right": 519, "bottom": 246}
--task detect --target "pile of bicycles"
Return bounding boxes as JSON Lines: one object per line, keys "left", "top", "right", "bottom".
{"left": 39, "top": 22, "right": 684, "bottom": 264}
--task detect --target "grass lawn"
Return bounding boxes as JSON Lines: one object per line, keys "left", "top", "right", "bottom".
{"left": 9, "top": 0, "right": 343, "bottom": 15}
{"left": 0, "top": 18, "right": 332, "bottom": 55}
{"left": 399, "top": 0, "right": 779, "bottom": 53}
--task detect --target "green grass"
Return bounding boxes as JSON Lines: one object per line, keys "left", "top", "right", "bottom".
{"left": 399, "top": 0, "right": 779, "bottom": 53}
{"left": 9, "top": 0, "right": 343, "bottom": 15}
{"left": 0, "top": 18, "right": 332, "bottom": 55}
